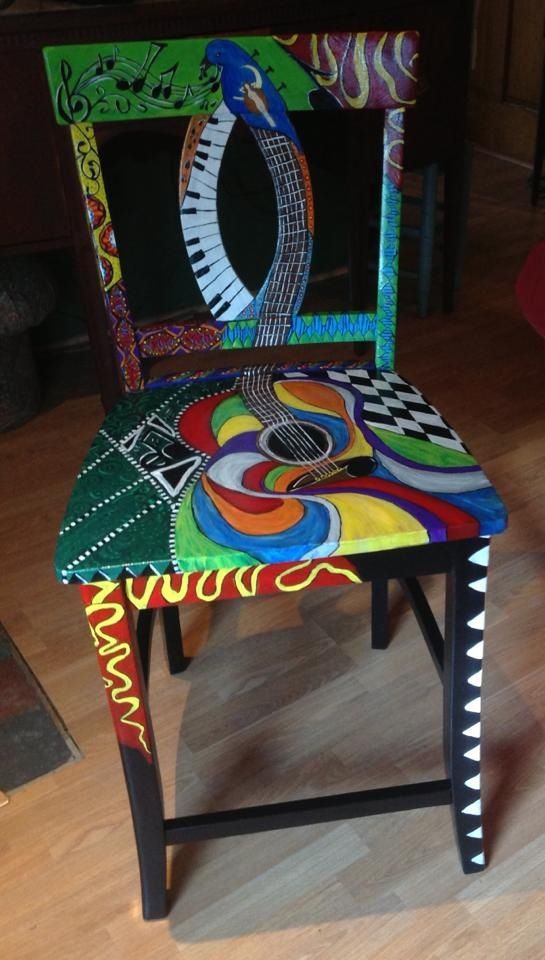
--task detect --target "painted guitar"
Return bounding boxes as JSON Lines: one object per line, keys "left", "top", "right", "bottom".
{"left": 180, "top": 39, "right": 376, "bottom": 490}
{"left": 175, "top": 39, "right": 490, "bottom": 570}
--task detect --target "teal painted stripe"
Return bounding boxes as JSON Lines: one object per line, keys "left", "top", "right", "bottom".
{"left": 221, "top": 312, "right": 376, "bottom": 349}
{"left": 375, "top": 171, "right": 402, "bottom": 371}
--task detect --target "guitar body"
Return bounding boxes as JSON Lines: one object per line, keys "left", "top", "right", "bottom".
{"left": 171, "top": 41, "right": 496, "bottom": 572}
{"left": 175, "top": 368, "right": 494, "bottom": 570}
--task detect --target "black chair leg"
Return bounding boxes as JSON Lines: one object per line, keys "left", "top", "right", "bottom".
{"left": 444, "top": 538, "right": 488, "bottom": 873}
{"left": 161, "top": 606, "right": 191, "bottom": 674}
{"left": 136, "top": 608, "right": 155, "bottom": 686}
{"left": 371, "top": 579, "right": 389, "bottom": 649}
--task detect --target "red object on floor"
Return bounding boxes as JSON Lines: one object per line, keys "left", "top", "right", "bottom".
{"left": 516, "top": 241, "right": 545, "bottom": 337}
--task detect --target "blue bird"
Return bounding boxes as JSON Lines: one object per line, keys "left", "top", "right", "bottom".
{"left": 204, "top": 39, "right": 301, "bottom": 148}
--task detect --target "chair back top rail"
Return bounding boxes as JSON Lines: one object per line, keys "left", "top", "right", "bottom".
{"left": 42, "top": 33, "right": 419, "bottom": 391}
{"left": 43, "top": 33, "right": 419, "bottom": 124}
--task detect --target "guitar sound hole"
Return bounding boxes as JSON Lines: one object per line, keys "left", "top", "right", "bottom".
{"left": 259, "top": 422, "right": 333, "bottom": 465}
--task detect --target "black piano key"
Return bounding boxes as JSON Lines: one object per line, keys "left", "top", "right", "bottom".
{"left": 195, "top": 266, "right": 210, "bottom": 278}
{"left": 186, "top": 238, "right": 199, "bottom": 246}
{"left": 209, "top": 117, "right": 219, "bottom": 125}
{"left": 193, "top": 161, "right": 205, "bottom": 172}
{"left": 214, "top": 301, "right": 231, "bottom": 319}
{"left": 187, "top": 190, "right": 201, "bottom": 200}
{"left": 196, "top": 150, "right": 209, "bottom": 160}
{"left": 190, "top": 250, "right": 206, "bottom": 264}
{"left": 200, "top": 138, "right": 212, "bottom": 146}
{"left": 183, "top": 208, "right": 197, "bottom": 215}
{"left": 209, "top": 293, "right": 222, "bottom": 309}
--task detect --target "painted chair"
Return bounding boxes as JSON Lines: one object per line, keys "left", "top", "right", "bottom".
{"left": 43, "top": 33, "right": 507, "bottom": 920}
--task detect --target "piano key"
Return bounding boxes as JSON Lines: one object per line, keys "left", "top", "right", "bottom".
{"left": 180, "top": 212, "right": 217, "bottom": 230}
{"left": 182, "top": 222, "right": 221, "bottom": 241}
{"left": 200, "top": 256, "right": 231, "bottom": 288}
{"left": 185, "top": 178, "right": 216, "bottom": 200}
{"left": 188, "top": 166, "right": 221, "bottom": 191}
{"left": 196, "top": 234, "right": 223, "bottom": 254}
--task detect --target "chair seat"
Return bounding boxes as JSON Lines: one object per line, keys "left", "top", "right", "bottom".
{"left": 56, "top": 364, "right": 507, "bottom": 585}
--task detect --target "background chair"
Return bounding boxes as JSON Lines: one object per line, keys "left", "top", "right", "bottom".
{"left": 43, "top": 31, "right": 507, "bottom": 919}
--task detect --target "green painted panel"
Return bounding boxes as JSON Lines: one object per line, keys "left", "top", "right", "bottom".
{"left": 43, "top": 37, "right": 316, "bottom": 125}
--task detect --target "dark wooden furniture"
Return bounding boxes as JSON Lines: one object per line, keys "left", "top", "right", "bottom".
{"left": 43, "top": 27, "right": 506, "bottom": 921}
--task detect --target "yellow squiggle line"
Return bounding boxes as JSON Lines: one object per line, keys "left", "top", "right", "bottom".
{"left": 195, "top": 569, "right": 232, "bottom": 601}
{"left": 394, "top": 33, "right": 419, "bottom": 83}
{"left": 386, "top": 137, "right": 404, "bottom": 170}
{"left": 388, "top": 108, "right": 405, "bottom": 133}
{"left": 161, "top": 574, "right": 190, "bottom": 604}
{"left": 125, "top": 576, "right": 161, "bottom": 609}
{"left": 275, "top": 561, "right": 361, "bottom": 592}
{"left": 340, "top": 33, "right": 369, "bottom": 108}
{"left": 234, "top": 564, "right": 267, "bottom": 597}
{"left": 273, "top": 34, "right": 298, "bottom": 46}
{"left": 373, "top": 34, "right": 415, "bottom": 106}
{"left": 85, "top": 598, "right": 151, "bottom": 755}
{"left": 315, "top": 33, "right": 339, "bottom": 88}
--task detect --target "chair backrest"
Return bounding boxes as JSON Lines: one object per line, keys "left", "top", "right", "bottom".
{"left": 43, "top": 32, "right": 419, "bottom": 392}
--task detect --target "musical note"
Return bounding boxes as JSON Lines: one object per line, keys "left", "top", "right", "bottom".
{"left": 95, "top": 50, "right": 117, "bottom": 76}
{"left": 150, "top": 65, "right": 177, "bottom": 100}
{"left": 115, "top": 42, "right": 167, "bottom": 94}
{"left": 58, "top": 58, "right": 90, "bottom": 122}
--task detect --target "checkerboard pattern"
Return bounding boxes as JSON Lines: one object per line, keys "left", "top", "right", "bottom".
{"left": 324, "top": 368, "right": 468, "bottom": 453}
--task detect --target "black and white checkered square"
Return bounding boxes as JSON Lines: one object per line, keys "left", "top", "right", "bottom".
{"left": 324, "top": 368, "right": 468, "bottom": 453}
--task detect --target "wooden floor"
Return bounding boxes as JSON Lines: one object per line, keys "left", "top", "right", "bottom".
{"left": 1, "top": 151, "right": 545, "bottom": 959}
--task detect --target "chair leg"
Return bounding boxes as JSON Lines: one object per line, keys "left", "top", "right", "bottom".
{"left": 444, "top": 539, "right": 489, "bottom": 873}
{"left": 161, "top": 606, "right": 191, "bottom": 674}
{"left": 417, "top": 163, "right": 438, "bottom": 318}
{"left": 136, "top": 608, "right": 155, "bottom": 686}
{"left": 371, "top": 579, "right": 389, "bottom": 649}
{"left": 80, "top": 581, "right": 168, "bottom": 920}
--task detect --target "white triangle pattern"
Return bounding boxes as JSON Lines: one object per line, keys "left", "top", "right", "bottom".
{"left": 462, "top": 799, "right": 482, "bottom": 816}
{"left": 465, "top": 697, "right": 482, "bottom": 713}
{"left": 468, "top": 670, "right": 483, "bottom": 688}
{"left": 469, "top": 577, "right": 487, "bottom": 593}
{"left": 467, "top": 827, "right": 483, "bottom": 839}
{"left": 471, "top": 852, "right": 486, "bottom": 865}
{"left": 464, "top": 745, "right": 481, "bottom": 762}
{"left": 469, "top": 545, "right": 489, "bottom": 567}
{"left": 463, "top": 722, "right": 481, "bottom": 738}
{"left": 467, "top": 641, "right": 484, "bottom": 660}
{"left": 467, "top": 610, "right": 485, "bottom": 631}
{"left": 465, "top": 774, "right": 481, "bottom": 791}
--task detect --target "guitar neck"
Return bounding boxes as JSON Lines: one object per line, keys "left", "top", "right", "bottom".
{"left": 239, "top": 367, "right": 288, "bottom": 426}
{"left": 252, "top": 129, "right": 312, "bottom": 351}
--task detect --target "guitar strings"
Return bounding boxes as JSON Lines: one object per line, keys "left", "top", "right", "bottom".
{"left": 236, "top": 130, "right": 345, "bottom": 483}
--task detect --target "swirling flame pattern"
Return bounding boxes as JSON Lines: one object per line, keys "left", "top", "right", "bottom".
{"left": 81, "top": 581, "right": 152, "bottom": 761}
{"left": 126, "top": 559, "right": 363, "bottom": 608}
{"left": 275, "top": 32, "right": 419, "bottom": 109}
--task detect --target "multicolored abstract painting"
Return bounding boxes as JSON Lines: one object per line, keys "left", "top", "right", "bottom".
{"left": 45, "top": 33, "right": 507, "bottom": 594}
{"left": 43, "top": 32, "right": 419, "bottom": 388}
{"left": 56, "top": 365, "right": 506, "bottom": 586}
